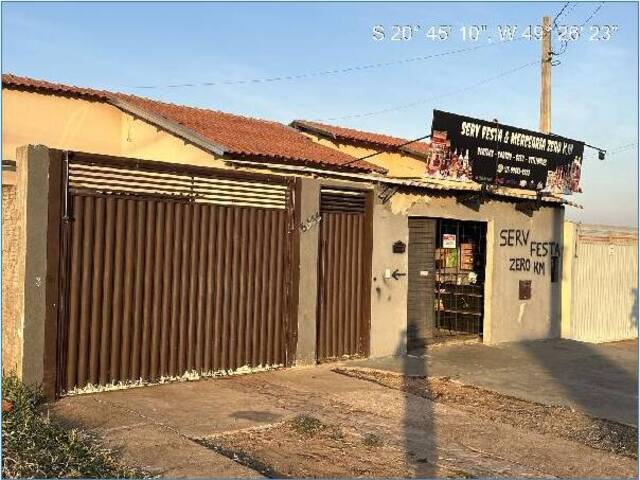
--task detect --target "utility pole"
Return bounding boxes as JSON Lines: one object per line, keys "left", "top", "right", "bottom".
{"left": 539, "top": 15, "right": 552, "bottom": 134}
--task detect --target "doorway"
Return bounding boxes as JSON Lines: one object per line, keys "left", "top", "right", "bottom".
{"left": 407, "top": 218, "right": 487, "bottom": 351}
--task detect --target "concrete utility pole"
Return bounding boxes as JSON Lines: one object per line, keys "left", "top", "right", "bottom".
{"left": 539, "top": 15, "right": 552, "bottom": 134}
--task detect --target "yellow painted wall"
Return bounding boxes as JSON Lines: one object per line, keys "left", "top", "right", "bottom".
{"left": 2, "top": 88, "right": 226, "bottom": 169}
{"left": 301, "top": 132, "right": 427, "bottom": 178}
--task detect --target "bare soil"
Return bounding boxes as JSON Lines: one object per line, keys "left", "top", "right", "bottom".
{"left": 194, "top": 369, "right": 637, "bottom": 478}
{"left": 198, "top": 415, "right": 468, "bottom": 478}
{"left": 334, "top": 367, "right": 638, "bottom": 459}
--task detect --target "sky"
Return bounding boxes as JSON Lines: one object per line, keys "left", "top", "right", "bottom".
{"left": 1, "top": 1, "right": 638, "bottom": 226}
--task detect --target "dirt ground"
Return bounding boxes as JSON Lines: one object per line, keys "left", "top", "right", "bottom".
{"left": 335, "top": 367, "right": 638, "bottom": 459}
{"left": 53, "top": 362, "right": 638, "bottom": 478}
{"left": 199, "top": 415, "right": 467, "bottom": 478}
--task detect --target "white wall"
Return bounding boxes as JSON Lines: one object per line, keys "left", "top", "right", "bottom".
{"left": 564, "top": 223, "right": 638, "bottom": 343}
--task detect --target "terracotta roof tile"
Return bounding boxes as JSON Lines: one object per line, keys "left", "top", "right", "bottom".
{"left": 2, "top": 73, "right": 111, "bottom": 101}
{"left": 2, "top": 74, "right": 384, "bottom": 174}
{"left": 291, "top": 120, "right": 432, "bottom": 159}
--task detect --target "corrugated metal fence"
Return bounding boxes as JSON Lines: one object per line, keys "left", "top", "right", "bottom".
{"left": 563, "top": 222, "right": 638, "bottom": 343}
{"left": 58, "top": 154, "right": 296, "bottom": 393}
{"left": 316, "top": 189, "right": 371, "bottom": 361}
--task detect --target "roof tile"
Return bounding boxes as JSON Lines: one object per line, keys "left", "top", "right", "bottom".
{"left": 291, "top": 120, "right": 432, "bottom": 159}
{"left": 2, "top": 74, "right": 384, "bottom": 174}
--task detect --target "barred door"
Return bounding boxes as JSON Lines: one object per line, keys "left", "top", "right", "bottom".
{"left": 58, "top": 154, "right": 296, "bottom": 393}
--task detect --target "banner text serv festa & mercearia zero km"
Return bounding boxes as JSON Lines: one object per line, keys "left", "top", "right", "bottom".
{"left": 429, "top": 109, "right": 584, "bottom": 193}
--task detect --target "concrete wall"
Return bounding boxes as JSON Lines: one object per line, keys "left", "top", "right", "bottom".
{"left": 1, "top": 146, "right": 52, "bottom": 384}
{"left": 369, "top": 189, "right": 564, "bottom": 354}
{"left": 370, "top": 195, "right": 410, "bottom": 356}
{"left": 295, "top": 178, "right": 320, "bottom": 365}
{"left": 2, "top": 183, "right": 23, "bottom": 373}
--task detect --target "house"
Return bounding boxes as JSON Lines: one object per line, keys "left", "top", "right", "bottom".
{"left": 2, "top": 74, "right": 573, "bottom": 399}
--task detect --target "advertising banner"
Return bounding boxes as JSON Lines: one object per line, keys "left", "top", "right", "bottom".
{"left": 429, "top": 110, "right": 584, "bottom": 193}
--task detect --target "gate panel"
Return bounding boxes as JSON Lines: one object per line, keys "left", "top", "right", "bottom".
{"left": 59, "top": 156, "right": 294, "bottom": 393}
{"left": 317, "top": 189, "right": 371, "bottom": 361}
{"left": 407, "top": 218, "right": 437, "bottom": 349}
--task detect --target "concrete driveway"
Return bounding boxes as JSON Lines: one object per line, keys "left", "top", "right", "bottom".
{"left": 50, "top": 339, "right": 638, "bottom": 477}
{"left": 353, "top": 338, "right": 639, "bottom": 426}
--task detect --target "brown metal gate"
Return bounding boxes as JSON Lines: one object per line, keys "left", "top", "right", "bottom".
{"left": 57, "top": 154, "right": 297, "bottom": 394}
{"left": 407, "top": 218, "right": 437, "bottom": 352}
{"left": 316, "top": 188, "right": 372, "bottom": 361}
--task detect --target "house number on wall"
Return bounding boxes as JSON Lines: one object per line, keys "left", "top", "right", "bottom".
{"left": 300, "top": 212, "right": 322, "bottom": 232}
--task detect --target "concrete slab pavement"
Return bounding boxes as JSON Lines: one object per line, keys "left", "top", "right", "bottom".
{"left": 53, "top": 391, "right": 265, "bottom": 478}
{"left": 350, "top": 338, "right": 639, "bottom": 426}
{"left": 51, "top": 361, "right": 637, "bottom": 478}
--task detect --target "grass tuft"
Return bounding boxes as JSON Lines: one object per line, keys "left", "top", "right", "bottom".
{"left": 289, "top": 414, "right": 326, "bottom": 436}
{"left": 1, "top": 373, "right": 146, "bottom": 479}
{"left": 362, "top": 432, "right": 383, "bottom": 448}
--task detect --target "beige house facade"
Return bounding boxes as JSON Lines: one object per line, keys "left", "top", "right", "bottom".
{"left": 2, "top": 74, "right": 572, "bottom": 398}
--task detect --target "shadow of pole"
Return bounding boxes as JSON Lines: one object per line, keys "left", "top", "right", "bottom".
{"left": 629, "top": 288, "right": 638, "bottom": 335}
{"left": 520, "top": 211, "right": 638, "bottom": 427}
{"left": 395, "top": 329, "right": 437, "bottom": 478}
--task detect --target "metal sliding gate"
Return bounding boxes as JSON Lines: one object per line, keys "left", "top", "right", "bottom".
{"left": 316, "top": 188, "right": 371, "bottom": 361}
{"left": 57, "top": 154, "right": 296, "bottom": 394}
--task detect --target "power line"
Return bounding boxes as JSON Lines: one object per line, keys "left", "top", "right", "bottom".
{"left": 318, "top": 59, "right": 539, "bottom": 122}
{"left": 583, "top": 142, "right": 637, "bottom": 160}
{"left": 609, "top": 142, "right": 638, "bottom": 153}
{"left": 128, "top": 39, "right": 525, "bottom": 90}
{"left": 581, "top": 2, "right": 605, "bottom": 27}
{"left": 342, "top": 134, "right": 432, "bottom": 167}
{"left": 551, "top": 2, "right": 604, "bottom": 60}
{"left": 552, "top": 2, "right": 572, "bottom": 30}
{"left": 320, "top": 2, "right": 569, "bottom": 122}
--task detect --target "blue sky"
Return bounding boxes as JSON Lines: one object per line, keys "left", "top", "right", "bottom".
{"left": 2, "top": 1, "right": 637, "bottom": 226}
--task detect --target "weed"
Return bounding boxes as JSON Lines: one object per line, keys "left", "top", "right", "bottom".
{"left": 362, "top": 433, "right": 383, "bottom": 448}
{"left": 329, "top": 426, "right": 345, "bottom": 441}
{"left": 289, "top": 414, "right": 325, "bottom": 436}
{"left": 1, "top": 373, "right": 146, "bottom": 478}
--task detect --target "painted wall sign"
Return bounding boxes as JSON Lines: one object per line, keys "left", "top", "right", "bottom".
{"left": 442, "top": 234, "right": 457, "bottom": 249}
{"left": 498, "top": 228, "right": 560, "bottom": 277}
{"left": 430, "top": 109, "right": 584, "bottom": 193}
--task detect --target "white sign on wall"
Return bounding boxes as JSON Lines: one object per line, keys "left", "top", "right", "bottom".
{"left": 443, "top": 234, "right": 457, "bottom": 249}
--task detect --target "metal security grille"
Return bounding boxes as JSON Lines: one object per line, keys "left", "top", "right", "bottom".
{"left": 433, "top": 219, "right": 486, "bottom": 339}
{"left": 316, "top": 188, "right": 371, "bottom": 361}
{"left": 407, "top": 218, "right": 486, "bottom": 350}
{"left": 58, "top": 155, "right": 295, "bottom": 394}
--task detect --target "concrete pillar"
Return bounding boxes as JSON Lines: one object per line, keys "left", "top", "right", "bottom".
{"left": 15, "top": 145, "right": 51, "bottom": 386}
{"left": 295, "top": 178, "right": 320, "bottom": 364}
{"left": 369, "top": 194, "right": 409, "bottom": 357}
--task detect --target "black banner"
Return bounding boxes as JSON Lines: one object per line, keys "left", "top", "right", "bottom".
{"left": 429, "top": 110, "right": 584, "bottom": 193}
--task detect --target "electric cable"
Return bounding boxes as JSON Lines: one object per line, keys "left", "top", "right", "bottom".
{"left": 319, "top": 59, "right": 539, "bottom": 121}
{"left": 127, "top": 39, "right": 526, "bottom": 90}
